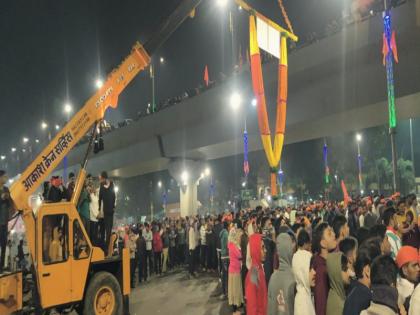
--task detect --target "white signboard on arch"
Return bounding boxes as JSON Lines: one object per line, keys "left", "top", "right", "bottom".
{"left": 257, "top": 16, "right": 280, "bottom": 59}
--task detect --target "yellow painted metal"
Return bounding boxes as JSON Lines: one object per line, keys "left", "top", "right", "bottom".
{"left": 280, "top": 36, "right": 288, "bottom": 66}
{"left": 70, "top": 169, "right": 87, "bottom": 206}
{"left": 122, "top": 248, "right": 131, "bottom": 296}
{"left": 0, "top": 272, "right": 22, "bottom": 314}
{"left": 235, "top": 0, "right": 298, "bottom": 42}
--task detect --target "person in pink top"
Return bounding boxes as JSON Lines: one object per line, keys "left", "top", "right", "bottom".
{"left": 228, "top": 227, "right": 244, "bottom": 315}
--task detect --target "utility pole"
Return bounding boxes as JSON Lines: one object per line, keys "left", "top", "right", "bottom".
{"left": 410, "top": 118, "right": 416, "bottom": 177}
{"left": 150, "top": 180, "right": 154, "bottom": 221}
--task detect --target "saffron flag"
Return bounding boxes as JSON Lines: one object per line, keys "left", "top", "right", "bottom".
{"left": 204, "top": 65, "right": 209, "bottom": 87}
{"left": 341, "top": 180, "right": 351, "bottom": 207}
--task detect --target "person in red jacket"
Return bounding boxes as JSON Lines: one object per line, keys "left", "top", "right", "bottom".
{"left": 153, "top": 225, "right": 163, "bottom": 275}
{"left": 245, "top": 233, "right": 267, "bottom": 315}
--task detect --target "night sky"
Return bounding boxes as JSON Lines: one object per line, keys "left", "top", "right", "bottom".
{"left": 0, "top": 0, "right": 349, "bottom": 157}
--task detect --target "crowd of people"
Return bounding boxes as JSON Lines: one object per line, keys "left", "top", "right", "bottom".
{"left": 108, "top": 191, "right": 420, "bottom": 315}
{"left": 2, "top": 166, "right": 420, "bottom": 315}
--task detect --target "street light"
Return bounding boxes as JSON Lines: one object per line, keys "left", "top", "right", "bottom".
{"left": 230, "top": 92, "right": 242, "bottom": 110}
{"left": 356, "top": 133, "right": 362, "bottom": 142}
{"left": 55, "top": 124, "right": 60, "bottom": 130}
{"left": 242, "top": 181, "right": 246, "bottom": 188}
{"left": 217, "top": 0, "right": 228, "bottom": 7}
{"left": 158, "top": 181, "right": 162, "bottom": 188}
{"left": 11, "top": 148, "right": 16, "bottom": 153}
{"left": 95, "top": 78, "right": 104, "bottom": 89}
{"left": 23, "top": 137, "right": 29, "bottom": 144}
{"left": 35, "top": 139, "right": 40, "bottom": 144}
{"left": 181, "top": 171, "right": 189, "bottom": 184}
{"left": 204, "top": 167, "right": 211, "bottom": 177}
{"left": 251, "top": 98, "right": 257, "bottom": 107}
{"left": 160, "top": 57, "right": 164, "bottom": 64}
{"left": 0, "top": 156, "right": 5, "bottom": 160}
{"left": 64, "top": 103, "right": 72, "bottom": 114}
{"left": 41, "top": 121, "right": 48, "bottom": 130}
{"left": 114, "top": 186, "right": 119, "bottom": 193}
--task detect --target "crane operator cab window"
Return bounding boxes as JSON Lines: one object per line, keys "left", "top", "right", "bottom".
{"left": 42, "top": 215, "right": 69, "bottom": 264}
{"left": 73, "top": 220, "right": 90, "bottom": 259}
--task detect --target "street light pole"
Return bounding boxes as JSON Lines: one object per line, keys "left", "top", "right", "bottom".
{"left": 150, "top": 180, "right": 154, "bottom": 221}
{"left": 410, "top": 118, "right": 416, "bottom": 177}
{"left": 356, "top": 134, "right": 363, "bottom": 193}
{"left": 150, "top": 63, "right": 156, "bottom": 113}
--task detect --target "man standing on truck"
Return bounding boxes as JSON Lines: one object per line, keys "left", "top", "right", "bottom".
{"left": 0, "top": 170, "right": 14, "bottom": 272}
{"left": 98, "top": 171, "right": 116, "bottom": 251}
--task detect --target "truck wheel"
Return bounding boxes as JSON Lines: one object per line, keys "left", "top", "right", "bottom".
{"left": 83, "top": 272, "right": 123, "bottom": 315}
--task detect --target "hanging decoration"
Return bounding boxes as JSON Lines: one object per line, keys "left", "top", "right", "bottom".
{"left": 244, "top": 0, "right": 298, "bottom": 197}
{"left": 204, "top": 65, "right": 209, "bottom": 87}
{"left": 382, "top": 10, "right": 398, "bottom": 129}
{"left": 162, "top": 190, "right": 167, "bottom": 211}
{"left": 277, "top": 165, "right": 284, "bottom": 197}
{"left": 323, "top": 141, "right": 330, "bottom": 185}
{"left": 243, "top": 124, "right": 250, "bottom": 177}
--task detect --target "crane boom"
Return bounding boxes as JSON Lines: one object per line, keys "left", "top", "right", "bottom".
{"left": 10, "top": 43, "right": 150, "bottom": 213}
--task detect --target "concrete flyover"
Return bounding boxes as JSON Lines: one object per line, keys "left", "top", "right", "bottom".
{"left": 62, "top": 1, "right": 420, "bottom": 179}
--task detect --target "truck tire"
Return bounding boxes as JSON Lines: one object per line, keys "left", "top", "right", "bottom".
{"left": 83, "top": 271, "right": 123, "bottom": 315}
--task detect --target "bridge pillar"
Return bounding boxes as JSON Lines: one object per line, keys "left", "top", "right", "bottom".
{"left": 179, "top": 180, "right": 198, "bottom": 218}
{"left": 168, "top": 159, "right": 205, "bottom": 217}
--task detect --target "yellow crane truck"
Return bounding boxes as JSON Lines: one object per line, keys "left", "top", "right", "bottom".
{"left": 0, "top": 1, "right": 202, "bottom": 314}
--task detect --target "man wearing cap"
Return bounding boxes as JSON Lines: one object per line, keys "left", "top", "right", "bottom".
{"left": 408, "top": 253, "right": 420, "bottom": 315}
{"left": 0, "top": 170, "right": 15, "bottom": 272}
{"left": 396, "top": 246, "right": 420, "bottom": 312}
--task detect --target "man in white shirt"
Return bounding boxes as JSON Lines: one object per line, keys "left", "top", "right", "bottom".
{"left": 189, "top": 219, "right": 197, "bottom": 277}
{"left": 143, "top": 223, "right": 153, "bottom": 279}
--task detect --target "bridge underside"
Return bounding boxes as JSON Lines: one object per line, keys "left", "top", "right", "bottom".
{"left": 60, "top": 2, "right": 420, "bottom": 178}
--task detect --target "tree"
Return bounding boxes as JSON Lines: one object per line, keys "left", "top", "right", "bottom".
{"left": 374, "top": 157, "right": 393, "bottom": 194}
{"left": 397, "top": 158, "right": 415, "bottom": 195}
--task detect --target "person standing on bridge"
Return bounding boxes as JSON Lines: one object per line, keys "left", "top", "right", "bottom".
{"left": 98, "top": 171, "right": 116, "bottom": 251}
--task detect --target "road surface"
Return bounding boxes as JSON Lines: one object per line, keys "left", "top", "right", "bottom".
{"left": 129, "top": 269, "right": 232, "bottom": 315}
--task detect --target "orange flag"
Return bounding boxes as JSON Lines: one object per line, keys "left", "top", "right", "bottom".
{"left": 204, "top": 65, "right": 209, "bottom": 87}
{"left": 341, "top": 180, "right": 351, "bottom": 207}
